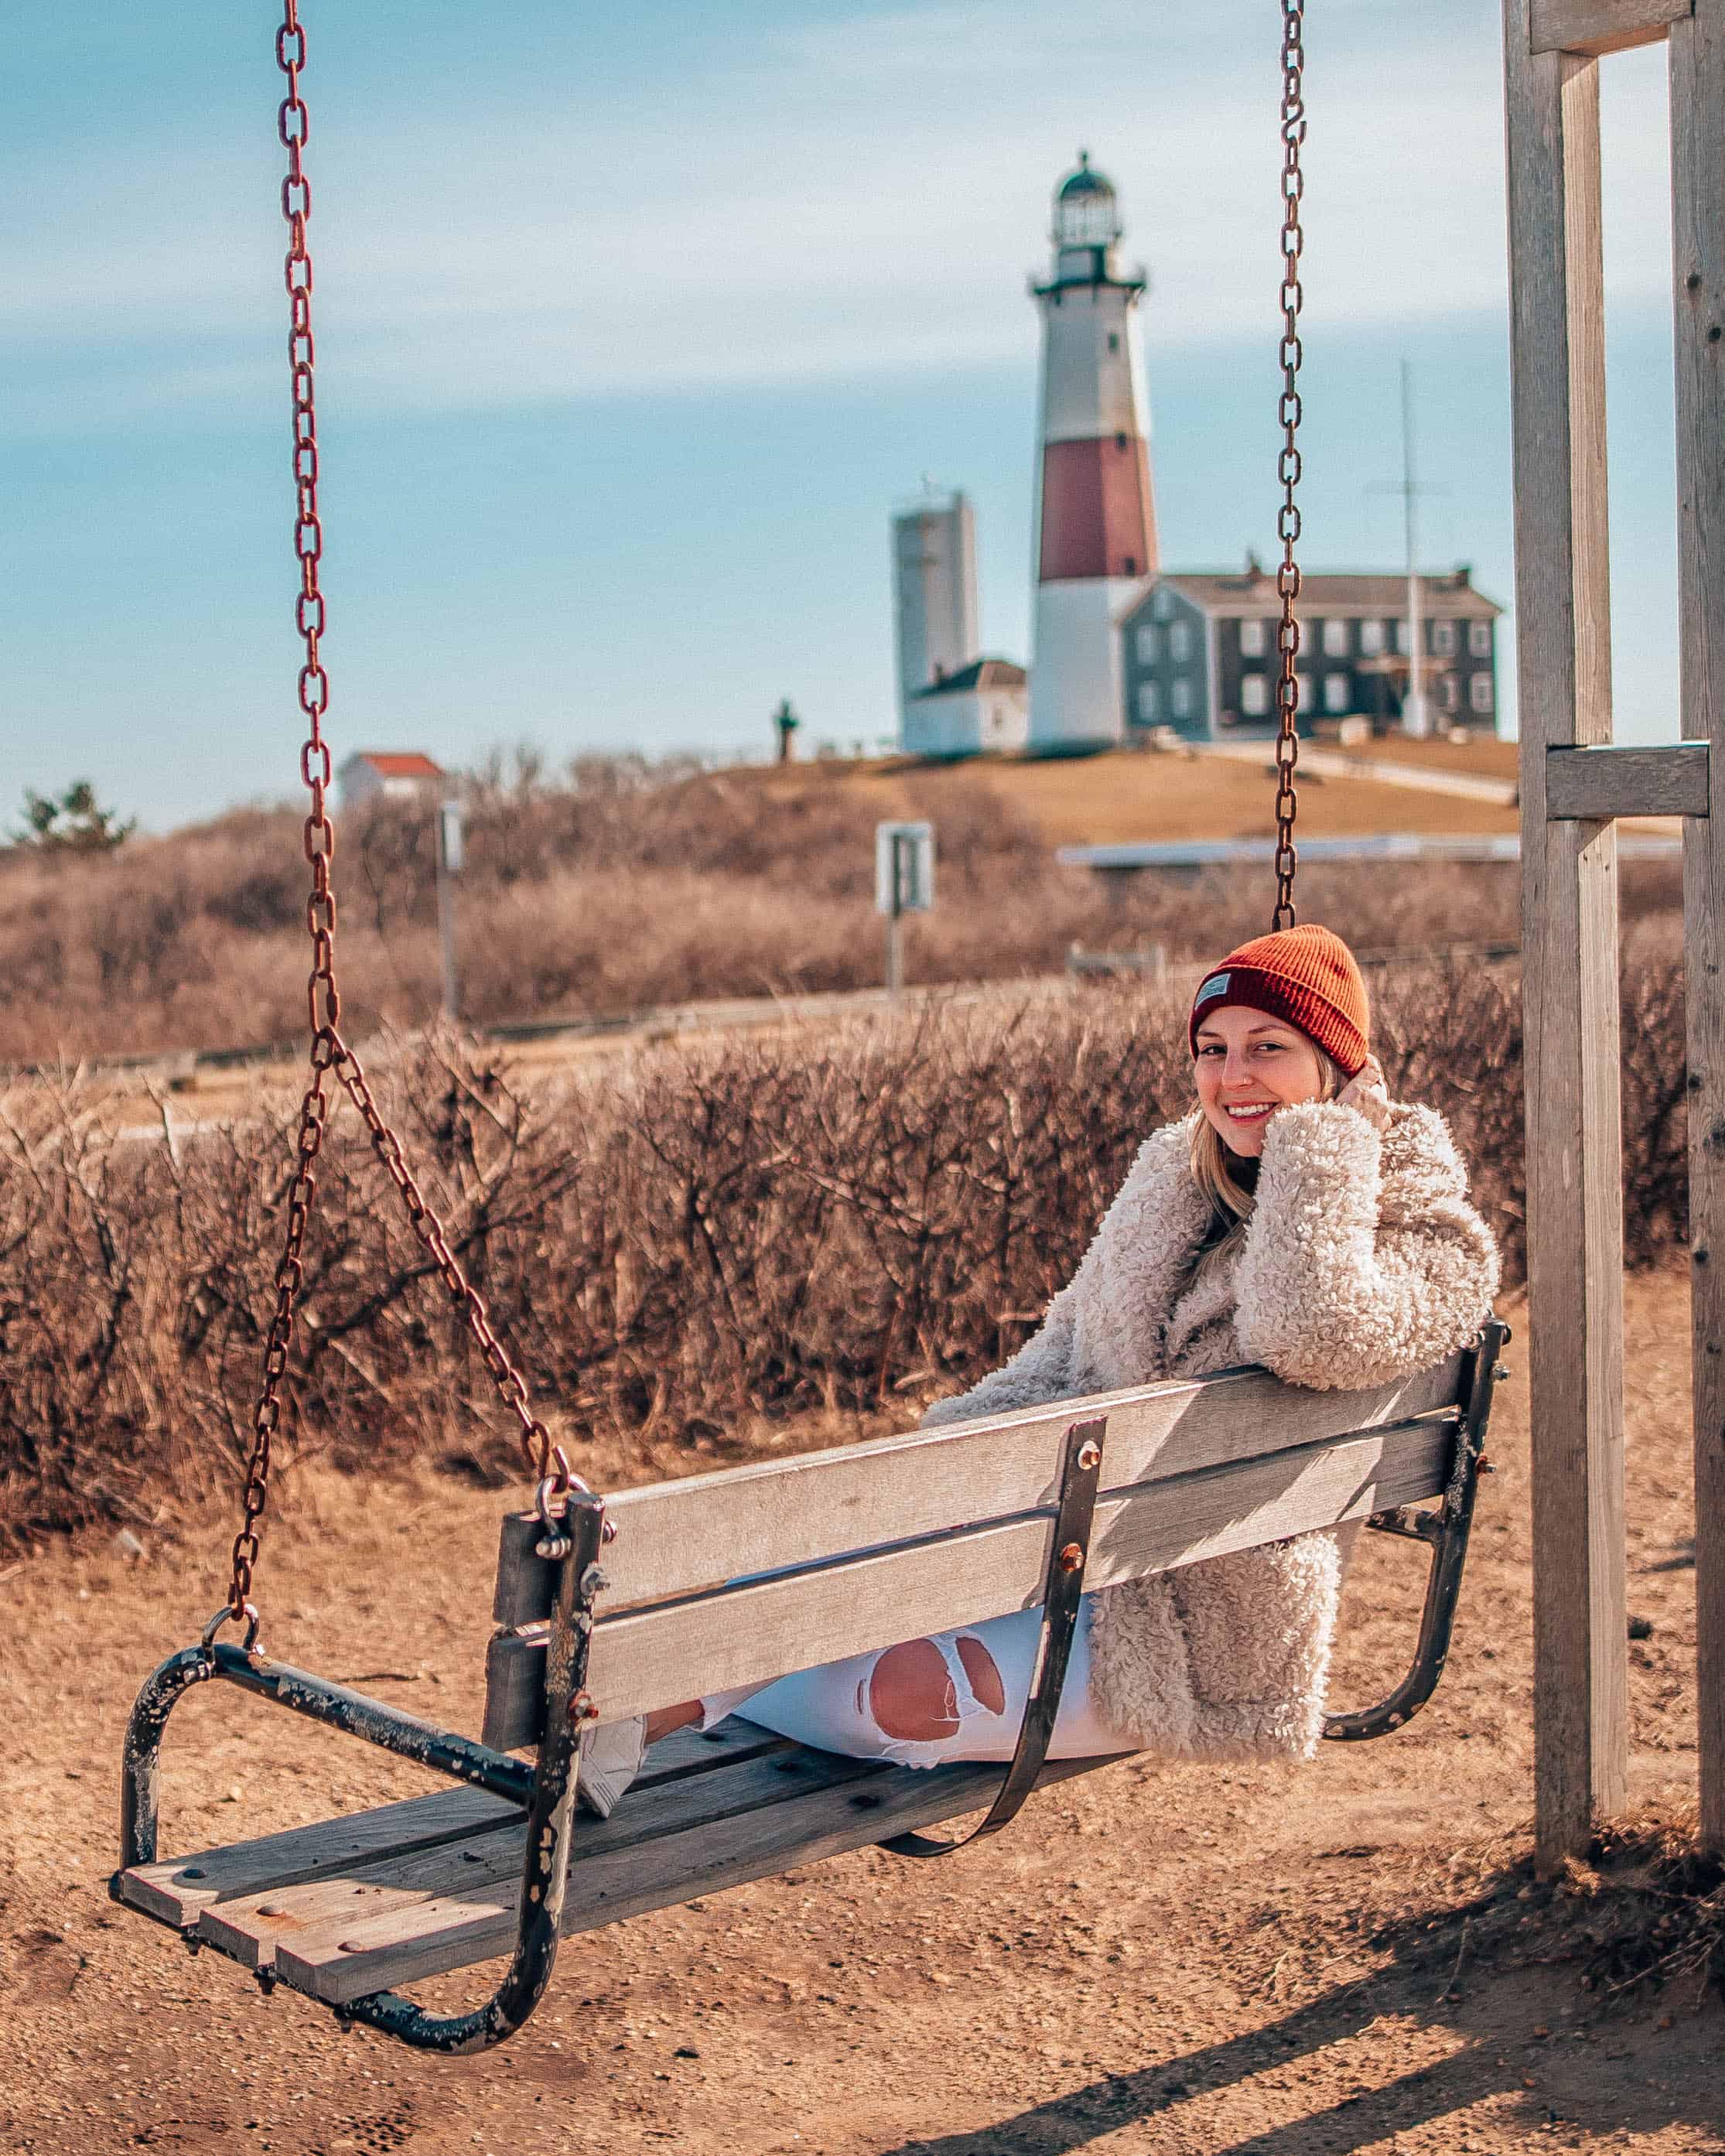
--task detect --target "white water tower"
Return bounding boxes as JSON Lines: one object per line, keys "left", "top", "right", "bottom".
{"left": 892, "top": 490, "right": 979, "bottom": 738}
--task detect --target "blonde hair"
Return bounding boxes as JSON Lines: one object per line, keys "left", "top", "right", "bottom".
{"left": 1186, "top": 1044, "right": 1343, "bottom": 1283}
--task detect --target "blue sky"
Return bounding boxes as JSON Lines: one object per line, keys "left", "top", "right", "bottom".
{"left": 2, "top": 2, "right": 1680, "bottom": 830}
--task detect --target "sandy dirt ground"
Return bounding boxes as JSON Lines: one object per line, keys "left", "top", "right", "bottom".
{"left": 2, "top": 1270, "right": 1719, "bottom": 2155}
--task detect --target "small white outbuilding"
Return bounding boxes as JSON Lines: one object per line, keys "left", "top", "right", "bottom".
{"left": 900, "top": 659, "right": 1030, "bottom": 759}
{"left": 336, "top": 751, "right": 449, "bottom": 811}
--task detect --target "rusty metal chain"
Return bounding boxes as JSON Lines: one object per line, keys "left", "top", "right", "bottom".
{"left": 1272, "top": 0, "right": 1307, "bottom": 934}
{"left": 226, "top": 4, "right": 574, "bottom": 1632}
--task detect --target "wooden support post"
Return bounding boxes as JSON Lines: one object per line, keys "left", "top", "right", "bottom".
{"left": 1670, "top": 0, "right": 1725, "bottom": 1851}
{"left": 1504, "top": 1, "right": 1629, "bottom": 1870}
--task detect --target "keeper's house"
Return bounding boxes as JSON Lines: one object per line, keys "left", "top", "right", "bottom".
{"left": 1119, "top": 561, "right": 1502, "bottom": 742}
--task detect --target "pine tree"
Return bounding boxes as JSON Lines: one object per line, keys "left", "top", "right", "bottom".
{"left": 15, "top": 781, "right": 135, "bottom": 852}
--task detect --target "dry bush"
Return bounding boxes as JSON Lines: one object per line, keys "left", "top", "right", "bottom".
{"left": 0, "top": 752, "right": 1680, "bottom": 1064}
{"left": 1573, "top": 1805, "right": 1725, "bottom": 2001}
{"left": 0, "top": 956, "right": 1689, "bottom": 1549}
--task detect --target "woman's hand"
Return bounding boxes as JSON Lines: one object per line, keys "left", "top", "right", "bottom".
{"left": 1336, "top": 1054, "right": 1391, "bottom": 1131}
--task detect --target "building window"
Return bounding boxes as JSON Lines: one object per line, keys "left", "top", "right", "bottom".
{"left": 1115, "top": 432, "right": 1129, "bottom": 451}
{"left": 1432, "top": 620, "right": 1458, "bottom": 656}
{"left": 1122, "top": 555, "right": 1137, "bottom": 577}
{"left": 1394, "top": 620, "right": 1412, "bottom": 655}
{"left": 1469, "top": 620, "right": 1492, "bottom": 657}
{"left": 1153, "top": 586, "right": 1174, "bottom": 620}
{"left": 1470, "top": 672, "right": 1494, "bottom": 714}
{"left": 1108, "top": 332, "right": 1120, "bottom": 352}
{"left": 1324, "top": 672, "right": 1349, "bottom": 714}
{"left": 1359, "top": 619, "right": 1385, "bottom": 657}
{"left": 1169, "top": 620, "right": 1193, "bottom": 662}
{"left": 1136, "top": 680, "right": 1160, "bottom": 723}
{"left": 1322, "top": 618, "right": 1349, "bottom": 658}
{"left": 1239, "top": 617, "right": 1268, "bottom": 658}
{"left": 1136, "top": 624, "right": 1160, "bottom": 664}
{"left": 1170, "top": 678, "right": 1194, "bottom": 720}
{"left": 1296, "top": 672, "right": 1314, "bottom": 713}
{"left": 1442, "top": 673, "right": 1460, "bottom": 710}
{"left": 1240, "top": 672, "right": 1269, "bottom": 717}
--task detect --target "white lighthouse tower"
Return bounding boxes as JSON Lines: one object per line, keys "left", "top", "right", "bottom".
{"left": 1028, "top": 154, "right": 1158, "bottom": 751}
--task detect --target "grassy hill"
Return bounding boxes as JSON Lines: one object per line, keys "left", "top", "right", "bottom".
{"left": 742, "top": 736, "right": 1521, "bottom": 850}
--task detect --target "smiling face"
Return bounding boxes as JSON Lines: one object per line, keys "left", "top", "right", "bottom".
{"left": 1193, "top": 1005, "right": 1327, "bottom": 1159}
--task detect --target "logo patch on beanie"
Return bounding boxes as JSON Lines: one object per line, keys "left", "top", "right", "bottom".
{"left": 1194, "top": 972, "right": 1231, "bottom": 1006}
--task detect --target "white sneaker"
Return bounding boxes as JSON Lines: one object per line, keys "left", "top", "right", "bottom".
{"left": 576, "top": 1715, "right": 646, "bottom": 1819}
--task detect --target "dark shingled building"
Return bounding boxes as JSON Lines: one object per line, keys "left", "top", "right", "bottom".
{"left": 1119, "top": 559, "right": 1503, "bottom": 743}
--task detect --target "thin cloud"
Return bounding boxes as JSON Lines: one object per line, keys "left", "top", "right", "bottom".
{"left": 3, "top": 2, "right": 1672, "bottom": 429}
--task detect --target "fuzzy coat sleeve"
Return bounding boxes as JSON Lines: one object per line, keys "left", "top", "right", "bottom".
{"left": 1232, "top": 1099, "right": 1499, "bottom": 1393}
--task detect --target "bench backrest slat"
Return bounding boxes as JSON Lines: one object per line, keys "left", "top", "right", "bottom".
{"left": 482, "top": 1406, "right": 1454, "bottom": 1749}
{"left": 491, "top": 1356, "right": 1466, "bottom": 1628}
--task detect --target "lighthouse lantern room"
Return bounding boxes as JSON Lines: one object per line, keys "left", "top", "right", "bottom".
{"left": 1028, "top": 153, "right": 1159, "bottom": 752}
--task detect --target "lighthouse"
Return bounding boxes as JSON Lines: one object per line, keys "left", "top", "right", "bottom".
{"left": 1028, "top": 154, "right": 1158, "bottom": 751}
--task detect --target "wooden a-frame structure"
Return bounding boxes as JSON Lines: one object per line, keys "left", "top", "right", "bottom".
{"left": 1504, "top": 0, "right": 1724, "bottom": 1866}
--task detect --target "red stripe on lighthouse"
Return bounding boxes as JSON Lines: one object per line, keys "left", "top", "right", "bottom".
{"left": 1037, "top": 436, "right": 1157, "bottom": 583}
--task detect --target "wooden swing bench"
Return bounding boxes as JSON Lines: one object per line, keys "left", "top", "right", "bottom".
{"left": 113, "top": 1322, "right": 1506, "bottom": 2053}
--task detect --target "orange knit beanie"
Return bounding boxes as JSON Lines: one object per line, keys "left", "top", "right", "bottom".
{"left": 1188, "top": 924, "right": 1371, "bottom": 1077}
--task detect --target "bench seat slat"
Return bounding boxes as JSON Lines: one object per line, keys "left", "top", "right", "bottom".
{"left": 200, "top": 1735, "right": 877, "bottom": 1977}
{"left": 112, "top": 1720, "right": 773, "bottom": 1932}
{"left": 115, "top": 1785, "right": 521, "bottom": 1929}
{"left": 484, "top": 1412, "right": 1453, "bottom": 1748}
{"left": 270, "top": 1741, "right": 1120, "bottom": 2006}
{"left": 493, "top": 1358, "right": 1464, "bottom": 1627}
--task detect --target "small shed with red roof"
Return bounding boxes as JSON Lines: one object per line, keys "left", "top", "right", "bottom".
{"left": 336, "top": 750, "right": 449, "bottom": 811}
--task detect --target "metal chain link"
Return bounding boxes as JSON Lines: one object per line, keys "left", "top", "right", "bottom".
{"left": 1272, "top": 0, "right": 1307, "bottom": 934}
{"left": 227, "top": 4, "right": 574, "bottom": 1630}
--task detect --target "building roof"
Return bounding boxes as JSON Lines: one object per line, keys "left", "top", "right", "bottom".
{"left": 1144, "top": 567, "right": 1503, "bottom": 620}
{"left": 910, "top": 658, "right": 1029, "bottom": 699}
{"left": 343, "top": 751, "right": 447, "bottom": 779}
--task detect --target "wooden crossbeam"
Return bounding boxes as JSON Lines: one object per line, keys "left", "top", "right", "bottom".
{"left": 1545, "top": 742, "right": 1711, "bottom": 818}
{"left": 1532, "top": 0, "right": 1692, "bottom": 55}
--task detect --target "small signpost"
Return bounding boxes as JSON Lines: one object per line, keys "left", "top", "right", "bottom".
{"left": 436, "top": 798, "right": 464, "bottom": 1020}
{"left": 875, "top": 820, "right": 934, "bottom": 1000}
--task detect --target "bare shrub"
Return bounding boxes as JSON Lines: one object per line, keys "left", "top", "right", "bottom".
{"left": 0, "top": 753, "right": 1677, "bottom": 1066}
{"left": 0, "top": 957, "right": 1689, "bottom": 1550}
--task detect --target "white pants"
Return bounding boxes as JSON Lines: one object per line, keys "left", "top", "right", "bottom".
{"left": 698, "top": 1597, "right": 1132, "bottom": 1771}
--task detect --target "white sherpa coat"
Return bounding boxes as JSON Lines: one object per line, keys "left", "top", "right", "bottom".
{"left": 921, "top": 1099, "right": 1500, "bottom": 1760}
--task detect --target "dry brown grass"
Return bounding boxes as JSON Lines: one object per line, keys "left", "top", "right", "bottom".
{"left": 954, "top": 743, "right": 1524, "bottom": 849}
{"left": 0, "top": 956, "right": 1689, "bottom": 1550}
{"left": 1319, "top": 733, "right": 1523, "bottom": 780}
{"left": 0, "top": 750, "right": 1679, "bottom": 1066}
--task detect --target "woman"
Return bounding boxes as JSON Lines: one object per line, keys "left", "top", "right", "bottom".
{"left": 576, "top": 923, "right": 1500, "bottom": 1813}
